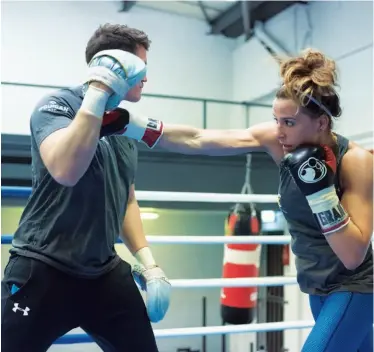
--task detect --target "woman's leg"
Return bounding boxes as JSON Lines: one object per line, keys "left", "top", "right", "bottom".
{"left": 302, "top": 292, "right": 373, "bottom": 352}
{"left": 358, "top": 328, "right": 373, "bottom": 352}
{"left": 309, "top": 294, "right": 324, "bottom": 320}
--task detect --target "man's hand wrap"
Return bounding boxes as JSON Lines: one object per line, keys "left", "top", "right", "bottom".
{"left": 282, "top": 144, "right": 350, "bottom": 235}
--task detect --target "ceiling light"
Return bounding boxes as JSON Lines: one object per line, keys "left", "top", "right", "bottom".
{"left": 261, "top": 210, "right": 276, "bottom": 223}
{"left": 140, "top": 212, "right": 159, "bottom": 220}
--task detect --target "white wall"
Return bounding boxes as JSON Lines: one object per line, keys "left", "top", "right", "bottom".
{"left": 2, "top": 0, "right": 371, "bottom": 136}
{"left": 1, "top": 0, "right": 237, "bottom": 135}
{"left": 232, "top": 1, "right": 373, "bottom": 145}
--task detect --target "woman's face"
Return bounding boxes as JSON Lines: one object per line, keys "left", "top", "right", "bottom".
{"left": 272, "top": 98, "right": 328, "bottom": 154}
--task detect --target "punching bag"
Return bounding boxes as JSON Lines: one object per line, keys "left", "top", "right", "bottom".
{"left": 220, "top": 203, "right": 261, "bottom": 325}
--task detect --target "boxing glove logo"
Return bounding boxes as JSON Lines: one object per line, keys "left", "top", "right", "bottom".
{"left": 297, "top": 157, "right": 327, "bottom": 183}
{"left": 146, "top": 118, "right": 162, "bottom": 131}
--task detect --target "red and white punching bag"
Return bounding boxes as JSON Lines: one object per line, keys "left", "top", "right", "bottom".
{"left": 220, "top": 204, "right": 261, "bottom": 325}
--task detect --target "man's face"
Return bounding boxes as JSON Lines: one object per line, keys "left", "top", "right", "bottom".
{"left": 125, "top": 45, "right": 148, "bottom": 103}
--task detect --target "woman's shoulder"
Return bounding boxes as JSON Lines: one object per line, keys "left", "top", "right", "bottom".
{"left": 340, "top": 140, "right": 373, "bottom": 188}
{"left": 343, "top": 140, "right": 372, "bottom": 163}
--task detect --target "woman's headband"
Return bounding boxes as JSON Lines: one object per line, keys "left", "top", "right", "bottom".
{"left": 280, "top": 84, "right": 333, "bottom": 118}
{"left": 304, "top": 93, "right": 333, "bottom": 119}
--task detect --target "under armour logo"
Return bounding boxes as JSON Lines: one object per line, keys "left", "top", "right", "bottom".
{"left": 12, "top": 303, "right": 30, "bottom": 316}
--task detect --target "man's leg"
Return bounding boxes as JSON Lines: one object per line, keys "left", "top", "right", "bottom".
{"left": 301, "top": 292, "right": 373, "bottom": 352}
{"left": 80, "top": 260, "right": 159, "bottom": 352}
{"left": 1, "top": 255, "right": 80, "bottom": 352}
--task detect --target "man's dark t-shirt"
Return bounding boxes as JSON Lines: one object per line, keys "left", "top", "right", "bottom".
{"left": 10, "top": 86, "right": 138, "bottom": 278}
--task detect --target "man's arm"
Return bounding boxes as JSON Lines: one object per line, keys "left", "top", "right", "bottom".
{"left": 324, "top": 148, "right": 373, "bottom": 270}
{"left": 36, "top": 49, "right": 147, "bottom": 187}
{"left": 122, "top": 186, "right": 171, "bottom": 323}
{"left": 37, "top": 83, "right": 109, "bottom": 187}
{"left": 120, "top": 184, "right": 156, "bottom": 267}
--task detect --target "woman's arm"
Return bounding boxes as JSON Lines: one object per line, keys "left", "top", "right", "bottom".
{"left": 99, "top": 106, "right": 280, "bottom": 156}
{"left": 325, "top": 147, "right": 373, "bottom": 270}
{"left": 157, "top": 121, "right": 278, "bottom": 156}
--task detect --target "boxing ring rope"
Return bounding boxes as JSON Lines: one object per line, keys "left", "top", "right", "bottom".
{"left": 2, "top": 186, "right": 312, "bottom": 345}
{"left": 52, "top": 320, "right": 316, "bottom": 344}
{"left": 1, "top": 231, "right": 297, "bottom": 288}
{"left": 2, "top": 186, "right": 278, "bottom": 203}
{"left": 1, "top": 234, "right": 292, "bottom": 245}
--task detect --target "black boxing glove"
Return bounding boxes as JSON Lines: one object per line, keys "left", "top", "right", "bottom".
{"left": 282, "top": 144, "right": 350, "bottom": 235}
{"left": 100, "top": 106, "right": 163, "bottom": 149}
{"left": 100, "top": 107, "right": 130, "bottom": 137}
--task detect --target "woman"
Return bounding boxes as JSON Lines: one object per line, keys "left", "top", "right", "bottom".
{"left": 115, "top": 48, "right": 373, "bottom": 351}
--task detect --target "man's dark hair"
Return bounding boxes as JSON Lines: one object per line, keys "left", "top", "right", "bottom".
{"left": 85, "top": 23, "right": 151, "bottom": 63}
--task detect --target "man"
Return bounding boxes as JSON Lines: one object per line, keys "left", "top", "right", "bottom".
{"left": 1, "top": 23, "right": 170, "bottom": 352}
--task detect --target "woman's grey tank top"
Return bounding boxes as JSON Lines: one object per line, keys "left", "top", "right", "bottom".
{"left": 278, "top": 134, "right": 373, "bottom": 295}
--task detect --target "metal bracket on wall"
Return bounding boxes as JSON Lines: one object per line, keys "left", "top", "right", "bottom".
{"left": 119, "top": 1, "right": 137, "bottom": 12}
{"left": 253, "top": 21, "right": 289, "bottom": 58}
{"left": 241, "top": 1, "right": 251, "bottom": 41}
{"left": 197, "top": 1, "right": 211, "bottom": 23}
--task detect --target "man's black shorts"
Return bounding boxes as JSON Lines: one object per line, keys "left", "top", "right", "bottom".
{"left": 1, "top": 254, "right": 158, "bottom": 352}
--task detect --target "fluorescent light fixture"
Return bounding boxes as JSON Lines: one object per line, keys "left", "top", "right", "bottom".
{"left": 140, "top": 212, "right": 159, "bottom": 220}
{"left": 261, "top": 210, "right": 276, "bottom": 223}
